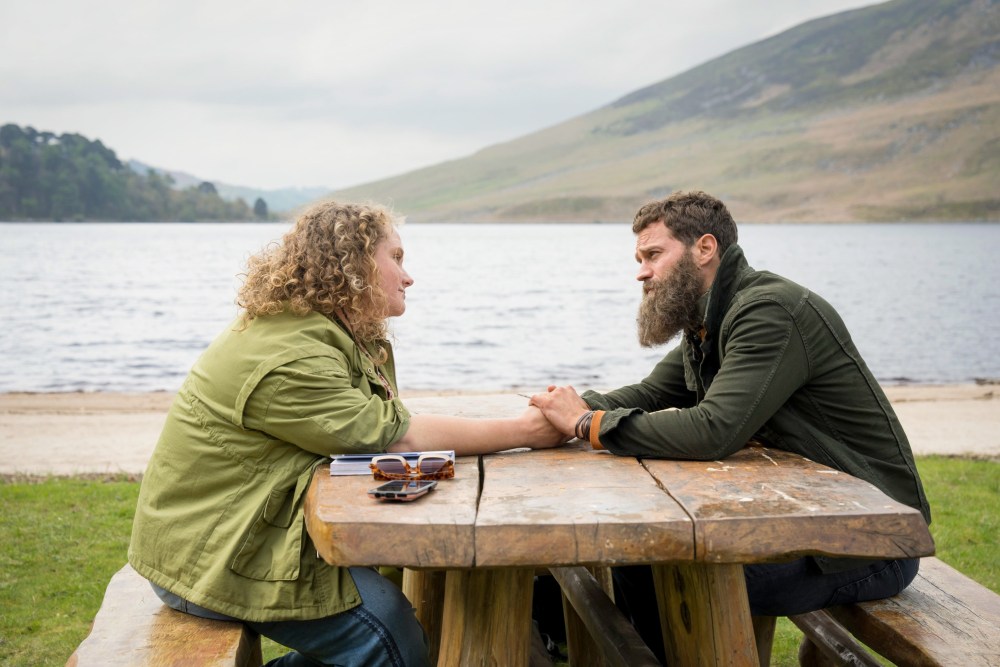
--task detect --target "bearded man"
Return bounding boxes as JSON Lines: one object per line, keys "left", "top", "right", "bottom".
{"left": 530, "top": 190, "right": 930, "bottom": 663}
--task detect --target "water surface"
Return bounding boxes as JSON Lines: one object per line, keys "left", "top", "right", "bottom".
{"left": 1, "top": 222, "right": 997, "bottom": 392}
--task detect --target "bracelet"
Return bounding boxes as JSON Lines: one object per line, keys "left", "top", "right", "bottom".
{"left": 588, "top": 410, "right": 605, "bottom": 450}
{"left": 574, "top": 411, "right": 594, "bottom": 440}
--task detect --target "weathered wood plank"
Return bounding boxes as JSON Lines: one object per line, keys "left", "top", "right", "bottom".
{"left": 643, "top": 447, "right": 935, "bottom": 563}
{"left": 551, "top": 566, "right": 660, "bottom": 667}
{"left": 751, "top": 616, "right": 776, "bottom": 667}
{"left": 67, "top": 564, "right": 260, "bottom": 667}
{"left": 304, "top": 458, "right": 479, "bottom": 568}
{"left": 560, "top": 566, "right": 615, "bottom": 667}
{"left": 402, "top": 569, "right": 447, "bottom": 666}
{"left": 475, "top": 444, "right": 694, "bottom": 567}
{"left": 790, "top": 610, "right": 883, "bottom": 667}
{"left": 653, "top": 562, "right": 759, "bottom": 666}
{"left": 827, "top": 557, "right": 1000, "bottom": 666}
{"left": 437, "top": 567, "right": 534, "bottom": 667}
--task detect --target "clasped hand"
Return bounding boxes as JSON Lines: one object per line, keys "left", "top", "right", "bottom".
{"left": 528, "top": 385, "right": 591, "bottom": 439}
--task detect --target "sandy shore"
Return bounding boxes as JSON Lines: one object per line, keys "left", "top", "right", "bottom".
{"left": 1, "top": 384, "right": 997, "bottom": 477}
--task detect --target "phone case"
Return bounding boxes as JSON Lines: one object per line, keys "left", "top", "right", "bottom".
{"left": 368, "top": 480, "right": 437, "bottom": 501}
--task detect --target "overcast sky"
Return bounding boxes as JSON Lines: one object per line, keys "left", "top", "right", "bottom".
{"left": 2, "top": 0, "right": 879, "bottom": 191}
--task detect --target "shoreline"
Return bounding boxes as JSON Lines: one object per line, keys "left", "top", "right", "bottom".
{"left": 2, "top": 381, "right": 995, "bottom": 405}
{"left": 2, "top": 384, "right": 997, "bottom": 477}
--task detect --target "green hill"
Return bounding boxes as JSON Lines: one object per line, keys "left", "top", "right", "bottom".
{"left": 0, "top": 126, "right": 260, "bottom": 222}
{"left": 333, "top": 0, "right": 1000, "bottom": 222}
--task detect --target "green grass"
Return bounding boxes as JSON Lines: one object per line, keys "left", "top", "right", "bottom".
{"left": 2, "top": 456, "right": 997, "bottom": 666}
{"left": 0, "top": 477, "right": 139, "bottom": 666}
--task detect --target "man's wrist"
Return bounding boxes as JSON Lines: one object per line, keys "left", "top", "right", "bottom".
{"left": 573, "top": 411, "right": 593, "bottom": 440}
{"left": 573, "top": 410, "right": 605, "bottom": 448}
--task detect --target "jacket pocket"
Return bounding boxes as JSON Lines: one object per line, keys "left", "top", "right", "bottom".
{"left": 229, "top": 470, "right": 311, "bottom": 581}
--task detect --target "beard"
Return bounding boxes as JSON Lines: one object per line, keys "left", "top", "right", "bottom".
{"left": 637, "top": 250, "right": 705, "bottom": 347}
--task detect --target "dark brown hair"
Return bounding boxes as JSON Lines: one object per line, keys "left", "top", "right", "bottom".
{"left": 632, "top": 190, "right": 738, "bottom": 253}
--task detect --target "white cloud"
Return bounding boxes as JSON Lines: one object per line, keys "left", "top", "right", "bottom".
{"left": 0, "top": 0, "right": 879, "bottom": 189}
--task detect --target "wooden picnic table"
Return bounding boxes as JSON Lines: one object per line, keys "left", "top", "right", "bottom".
{"left": 303, "top": 395, "right": 934, "bottom": 666}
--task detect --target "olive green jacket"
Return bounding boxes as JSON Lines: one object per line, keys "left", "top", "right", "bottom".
{"left": 129, "top": 309, "right": 411, "bottom": 622}
{"left": 583, "top": 245, "right": 931, "bottom": 533}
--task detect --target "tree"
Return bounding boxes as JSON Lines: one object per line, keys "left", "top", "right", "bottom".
{"left": 0, "top": 124, "right": 255, "bottom": 222}
{"left": 253, "top": 197, "right": 269, "bottom": 220}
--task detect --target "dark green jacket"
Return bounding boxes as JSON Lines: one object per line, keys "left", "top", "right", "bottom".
{"left": 129, "top": 309, "right": 411, "bottom": 622}
{"left": 583, "top": 244, "right": 931, "bottom": 531}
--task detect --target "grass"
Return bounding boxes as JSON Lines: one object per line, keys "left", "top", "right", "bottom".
{"left": 1, "top": 456, "right": 996, "bottom": 666}
{"left": 0, "top": 477, "right": 138, "bottom": 666}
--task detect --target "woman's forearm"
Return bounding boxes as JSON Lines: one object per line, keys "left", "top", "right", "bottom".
{"left": 389, "top": 410, "right": 564, "bottom": 455}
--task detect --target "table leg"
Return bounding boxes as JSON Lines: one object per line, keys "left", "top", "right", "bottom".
{"left": 561, "top": 566, "right": 615, "bottom": 667}
{"left": 437, "top": 567, "right": 534, "bottom": 667}
{"left": 402, "top": 569, "right": 446, "bottom": 666}
{"left": 652, "top": 562, "right": 759, "bottom": 666}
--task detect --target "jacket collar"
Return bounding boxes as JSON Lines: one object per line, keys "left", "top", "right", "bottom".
{"left": 703, "top": 243, "right": 753, "bottom": 336}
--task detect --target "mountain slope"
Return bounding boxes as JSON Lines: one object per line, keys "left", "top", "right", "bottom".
{"left": 127, "top": 160, "right": 329, "bottom": 213}
{"left": 333, "top": 0, "right": 1000, "bottom": 222}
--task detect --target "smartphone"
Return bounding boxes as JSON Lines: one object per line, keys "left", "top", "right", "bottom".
{"left": 367, "top": 479, "right": 437, "bottom": 501}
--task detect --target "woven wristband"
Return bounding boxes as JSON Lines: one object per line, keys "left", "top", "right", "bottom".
{"left": 574, "top": 411, "right": 593, "bottom": 440}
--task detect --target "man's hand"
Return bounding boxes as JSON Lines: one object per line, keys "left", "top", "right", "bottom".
{"left": 529, "top": 385, "right": 591, "bottom": 438}
{"left": 518, "top": 405, "right": 571, "bottom": 448}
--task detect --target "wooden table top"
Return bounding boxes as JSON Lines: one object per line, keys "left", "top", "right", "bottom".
{"left": 304, "top": 442, "right": 934, "bottom": 570}
{"left": 303, "top": 396, "right": 935, "bottom": 667}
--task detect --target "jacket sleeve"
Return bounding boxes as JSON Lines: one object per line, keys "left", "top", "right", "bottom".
{"left": 241, "top": 356, "right": 411, "bottom": 456}
{"left": 582, "top": 344, "right": 697, "bottom": 413}
{"left": 595, "top": 298, "right": 811, "bottom": 459}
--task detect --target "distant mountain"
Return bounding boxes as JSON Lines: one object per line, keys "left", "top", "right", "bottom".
{"left": 333, "top": 0, "right": 1000, "bottom": 222}
{"left": 127, "top": 160, "right": 330, "bottom": 214}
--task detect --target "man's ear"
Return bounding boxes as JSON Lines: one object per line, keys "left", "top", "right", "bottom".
{"left": 693, "top": 234, "right": 719, "bottom": 267}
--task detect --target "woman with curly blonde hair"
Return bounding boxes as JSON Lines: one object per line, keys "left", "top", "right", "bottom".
{"left": 238, "top": 200, "right": 392, "bottom": 352}
{"left": 129, "top": 200, "right": 564, "bottom": 667}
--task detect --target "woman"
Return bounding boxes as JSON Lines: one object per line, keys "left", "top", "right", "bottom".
{"left": 128, "top": 201, "right": 564, "bottom": 666}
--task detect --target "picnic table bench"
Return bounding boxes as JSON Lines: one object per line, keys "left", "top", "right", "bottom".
{"left": 67, "top": 564, "right": 261, "bottom": 667}
{"left": 790, "top": 555, "right": 1000, "bottom": 666}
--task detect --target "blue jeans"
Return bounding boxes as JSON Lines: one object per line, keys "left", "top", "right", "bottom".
{"left": 612, "top": 557, "right": 919, "bottom": 665}
{"left": 151, "top": 567, "right": 429, "bottom": 667}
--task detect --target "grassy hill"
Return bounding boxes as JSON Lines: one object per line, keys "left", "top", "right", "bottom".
{"left": 333, "top": 0, "right": 1000, "bottom": 222}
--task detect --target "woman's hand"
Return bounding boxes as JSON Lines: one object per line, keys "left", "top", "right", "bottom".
{"left": 518, "top": 406, "right": 571, "bottom": 449}
{"left": 529, "top": 385, "right": 591, "bottom": 438}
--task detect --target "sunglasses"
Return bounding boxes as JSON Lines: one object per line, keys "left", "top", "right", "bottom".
{"left": 370, "top": 453, "right": 455, "bottom": 481}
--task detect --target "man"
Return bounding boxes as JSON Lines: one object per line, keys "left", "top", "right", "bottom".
{"left": 531, "top": 190, "right": 930, "bottom": 662}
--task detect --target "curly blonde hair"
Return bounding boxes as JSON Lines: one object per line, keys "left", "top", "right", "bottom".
{"left": 238, "top": 200, "right": 399, "bottom": 347}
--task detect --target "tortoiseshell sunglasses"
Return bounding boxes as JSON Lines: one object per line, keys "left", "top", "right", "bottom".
{"left": 370, "top": 454, "right": 455, "bottom": 481}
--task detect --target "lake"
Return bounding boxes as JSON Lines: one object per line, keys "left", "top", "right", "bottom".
{"left": 1, "top": 222, "right": 998, "bottom": 393}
